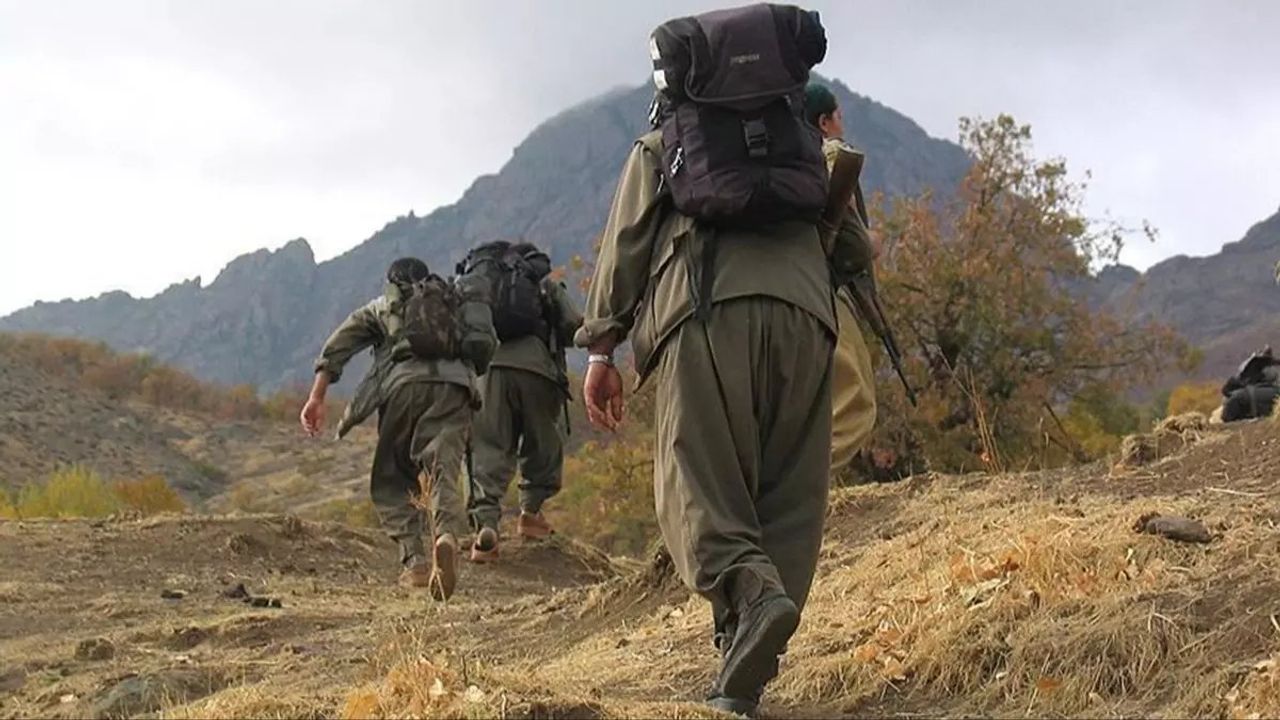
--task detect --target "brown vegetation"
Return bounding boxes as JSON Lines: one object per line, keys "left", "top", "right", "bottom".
{"left": 0, "top": 333, "right": 340, "bottom": 424}
{"left": 866, "top": 115, "right": 1194, "bottom": 477}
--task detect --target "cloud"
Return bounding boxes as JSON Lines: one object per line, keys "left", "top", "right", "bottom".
{"left": 1, "top": 0, "right": 1277, "bottom": 315}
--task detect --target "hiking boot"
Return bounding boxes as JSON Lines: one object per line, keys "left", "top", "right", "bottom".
{"left": 705, "top": 693, "right": 760, "bottom": 719}
{"left": 517, "top": 511, "right": 553, "bottom": 540}
{"left": 398, "top": 556, "right": 431, "bottom": 588}
{"left": 470, "top": 526, "right": 500, "bottom": 564}
{"left": 429, "top": 533, "right": 459, "bottom": 601}
{"left": 714, "top": 594, "right": 799, "bottom": 702}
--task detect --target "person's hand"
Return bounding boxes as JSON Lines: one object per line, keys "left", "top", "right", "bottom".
{"left": 300, "top": 396, "right": 327, "bottom": 437}
{"left": 584, "top": 361, "right": 624, "bottom": 432}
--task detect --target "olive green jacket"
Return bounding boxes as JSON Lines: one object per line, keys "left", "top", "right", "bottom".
{"left": 575, "top": 130, "right": 856, "bottom": 384}
{"left": 315, "top": 284, "right": 492, "bottom": 438}
{"left": 490, "top": 278, "right": 584, "bottom": 392}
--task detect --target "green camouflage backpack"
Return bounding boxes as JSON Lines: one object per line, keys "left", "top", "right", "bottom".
{"left": 395, "top": 275, "right": 461, "bottom": 360}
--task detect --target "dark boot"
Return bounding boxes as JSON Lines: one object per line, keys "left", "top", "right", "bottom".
{"left": 706, "top": 693, "right": 761, "bottom": 718}
{"left": 711, "top": 593, "right": 799, "bottom": 708}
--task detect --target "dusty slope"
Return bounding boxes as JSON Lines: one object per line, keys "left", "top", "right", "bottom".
{"left": 0, "top": 344, "right": 217, "bottom": 497}
{"left": 4, "top": 419, "right": 1280, "bottom": 719}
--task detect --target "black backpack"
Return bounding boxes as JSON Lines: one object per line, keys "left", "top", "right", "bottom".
{"left": 649, "top": 3, "right": 828, "bottom": 226}
{"left": 457, "top": 241, "right": 552, "bottom": 342}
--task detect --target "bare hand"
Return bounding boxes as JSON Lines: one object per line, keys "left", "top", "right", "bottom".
{"left": 584, "top": 362, "right": 624, "bottom": 432}
{"left": 300, "top": 397, "right": 327, "bottom": 437}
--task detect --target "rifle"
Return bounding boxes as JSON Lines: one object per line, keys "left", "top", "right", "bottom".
{"left": 847, "top": 271, "right": 917, "bottom": 407}
{"left": 820, "top": 143, "right": 918, "bottom": 407}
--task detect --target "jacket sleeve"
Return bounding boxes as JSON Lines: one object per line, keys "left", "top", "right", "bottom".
{"left": 547, "top": 279, "right": 584, "bottom": 347}
{"left": 313, "top": 300, "right": 384, "bottom": 383}
{"left": 574, "top": 137, "right": 667, "bottom": 348}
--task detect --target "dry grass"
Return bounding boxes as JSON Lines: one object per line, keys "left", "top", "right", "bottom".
{"left": 346, "top": 419, "right": 1280, "bottom": 718}
{"left": 1114, "top": 411, "right": 1211, "bottom": 470}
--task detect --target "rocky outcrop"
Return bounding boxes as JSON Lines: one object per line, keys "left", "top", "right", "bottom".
{"left": 0, "top": 77, "right": 972, "bottom": 390}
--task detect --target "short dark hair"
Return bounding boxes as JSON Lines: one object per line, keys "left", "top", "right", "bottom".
{"left": 803, "top": 83, "right": 838, "bottom": 128}
{"left": 386, "top": 257, "right": 429, "bottom": 286}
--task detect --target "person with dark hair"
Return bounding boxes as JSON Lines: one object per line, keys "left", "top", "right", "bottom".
{"left": 300, "top": 256, "right": 496, "bottom": 599}
{"left": 578, "top": 5, "right": 846, "bottom": 714}
{"left": 802, "top": 82, "right": 879, "bottom": 480}
{"left": 460, "top": 240, "right": 583, "bottom": 561}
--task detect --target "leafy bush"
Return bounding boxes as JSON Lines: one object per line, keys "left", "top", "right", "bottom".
{"left": 112, "top": 475, "right": 186, "bottom": 514}
{"left": 551, "top": 372, "right": 659, "bottom": 557}
{"left": 1166, "top": 381, "right": 1221, "bottom": 417}
{"left": 4, "top": 468, "right": 187, "bottom": 518}
{"left": 13, "top": 466, "right": 120, "bottom": 518}
{"left": 862, "top": 115, "right": 1194, "bottom": 476}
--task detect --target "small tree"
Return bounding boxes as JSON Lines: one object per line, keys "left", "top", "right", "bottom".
{"left": 869, "top": 115, "right": 1195, "bottom": 473}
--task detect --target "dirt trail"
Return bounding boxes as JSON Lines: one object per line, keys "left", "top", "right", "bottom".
{"left": 5, "top": 418, "right": 1280, "bottom": 719}
{"left": 0, "top": 514, "right": 628, "bottom": 719}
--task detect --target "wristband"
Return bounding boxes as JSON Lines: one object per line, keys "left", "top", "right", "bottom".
{"left": 587, "top": 353, "right": 615, "bottom": 366}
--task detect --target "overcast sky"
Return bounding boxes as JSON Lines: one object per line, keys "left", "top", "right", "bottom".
{"left": 1, "top": 0, "right": 1277, "bottom": 316}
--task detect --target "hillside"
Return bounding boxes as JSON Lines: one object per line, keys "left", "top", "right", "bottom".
{"left": 0, "top": 339, "right": 219, "bottom": 498}
{"left": 4, "top": 416, "right": 1280, "bottom": 719}
{"left": 0, "top": 77, "right": 971, "bottom": 391}
{"left": 0, "top": 333, "right": 377, "bottom": 510}
{"left": 1096, "top": 206, "right": 1280, "bottom": 382}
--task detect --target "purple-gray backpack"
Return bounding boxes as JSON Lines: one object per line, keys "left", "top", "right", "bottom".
{"left": 649, "top": 3, "right": 829, "bottom": 226}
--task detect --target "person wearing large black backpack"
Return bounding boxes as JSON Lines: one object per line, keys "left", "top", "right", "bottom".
{"left": 576, "top": 4, "right": 858, "bottom": 715}
{"left": 300, "top": 257, "right": 496, "bottom": 601}
{"left": 456, "top": 241, "right": 583, "bottom": 562}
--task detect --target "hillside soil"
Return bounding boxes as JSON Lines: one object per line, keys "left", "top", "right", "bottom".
{"left": 5, "top": 418, "right": 1280, "bottom": 719}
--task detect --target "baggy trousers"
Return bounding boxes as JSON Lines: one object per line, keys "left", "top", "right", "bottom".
{"left": 653, "top": 297, "right": 834, "bottom": 644}
{"left": 468, "top": 366, "right": 566, "bottom": 530}
{"left": 370, "top": 381, "right": 471, "bottom": 564}
{"left": 830, "top": 288, "right": 877, "bottom": 479}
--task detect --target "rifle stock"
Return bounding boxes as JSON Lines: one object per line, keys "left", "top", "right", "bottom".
{"left": 822, "top": 143, "right": 918, "bottom": 407}
{"left": 819, "top": 145, "right": 864, "bottom": 252}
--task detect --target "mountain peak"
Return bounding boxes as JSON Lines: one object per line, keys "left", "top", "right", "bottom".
{"left": 0, "top": 80, "right": 971, "bottom": 390}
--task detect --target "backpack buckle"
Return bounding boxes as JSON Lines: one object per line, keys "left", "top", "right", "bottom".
{"left": 742, "top": 119, "right": 769, "bottom": 158}
{"left": 670, "top": 146, "right": 685, "bottom": 176}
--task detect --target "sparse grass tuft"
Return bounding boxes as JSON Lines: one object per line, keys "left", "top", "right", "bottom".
{"left": 307, "top": 497, "right": 379, "bottom": 528}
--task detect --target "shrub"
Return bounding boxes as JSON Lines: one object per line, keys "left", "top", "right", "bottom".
{"left": 15, "top": 466, "right": 120, "bottom": 518}
{"left": 0, "top": 491, "right": 16, "bottom": 519}
{"left": 112, "top": 476, "right": 186, "bottom": 514}
{"left": 192, "top": 460, "right": 229, "bottom": 484}
{"left": 1166, "top": 381, "right": 1221, "bottom": 417}
{"left": 227, "top": 482, "right": 267, "bottom": 513}
{"left": 308, "top": 497, "right": 380, "bottom": 528}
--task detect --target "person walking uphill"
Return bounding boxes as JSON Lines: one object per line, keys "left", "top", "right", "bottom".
{"left": 460, "top": 241, "right": 583, "bottom": 562}
{"left": 577, "top": 5, "right": 858, "bottom": 716}
{"left": 300, "top": 257, "right": 496, "bottom": 601}
{"left": 803, "top": 82, "right": 879, "bottom": 479}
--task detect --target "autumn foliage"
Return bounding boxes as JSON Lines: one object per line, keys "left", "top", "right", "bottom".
{"left": 863, "top": 115, "right": 1196, "bottom": 475}
{"left": 0, "top": 466, "right": 186, "bottom": 519}
{"left": 1165, "top": 381, "right": 1222, "bottom": 417}
{"left": 0, "top": 333, "right": 337, "bottom": 424}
